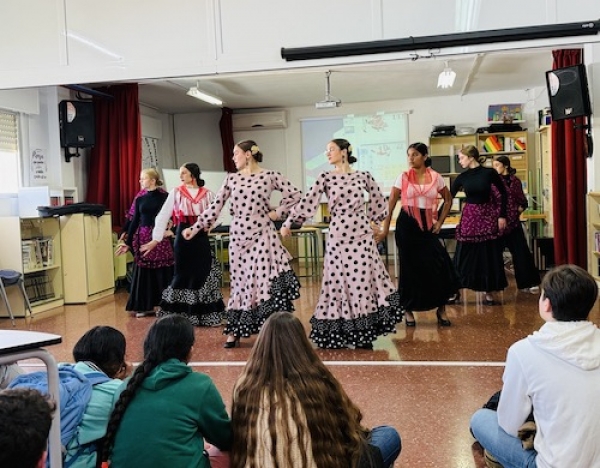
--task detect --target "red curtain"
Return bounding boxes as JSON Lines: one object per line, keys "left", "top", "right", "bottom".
{"left": 86, "top": 84, "right": 142, "bottom": 230}
{"left": 551, "top": 49, "right": 588, "bottom": 268}
{"left": 219, "top": 107, "right": 236, "bottom": 172}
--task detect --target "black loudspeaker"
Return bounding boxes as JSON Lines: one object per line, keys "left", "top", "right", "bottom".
{"left": 59, "top": 100, "right": 95, "bottom": 147}
{"left": 545, "top": 64, "right": 592, "bottom": 121}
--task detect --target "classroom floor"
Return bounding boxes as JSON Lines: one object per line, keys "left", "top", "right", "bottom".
{"left": 3, "top": 267, "right": 597, "bottom": 467}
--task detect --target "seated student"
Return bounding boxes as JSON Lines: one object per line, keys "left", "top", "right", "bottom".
{"left": 100, "top": 315, "right": 232, "bottom": 468}
{"left": 0, "top": 388, "right": 56, "bottom": 468}
{"left": 65, "top": 326, "right": 131, "bottom": 468}
{"left": 470, "top": 264, "right": 600, "bottom": 467}
{"left": 231, "top": 312, "right": 402, "bottom": 468}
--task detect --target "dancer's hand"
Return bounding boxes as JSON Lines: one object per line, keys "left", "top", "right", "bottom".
{"left": 498, "top": 217, "right": 507, "bottom": 232}
{"left": 140, "top": 240, "right": 158, "bottom": 256}
{"left": 268, "top": 210, "right": 279, "bottom": 221}
{"left": 114, "top": 243, "right": 129, "bottom": 256}
{"left": 374, "top": 228, "right": 388, "bottom": 244}
{"left": 280, "top": 226, "right": 292, "bottom": 238}
{"left": 182, "top": 228, "right": 194, "bottom": 240}
{"left": 432, "top": 221, "right": 442, "bottom": 234}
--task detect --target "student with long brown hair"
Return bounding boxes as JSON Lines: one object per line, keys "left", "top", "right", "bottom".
{"left": 100, "top": 315, "right": 232, "bottom": 468}
{"left": 231, "top": 312, "right": 401, "bottom": 468}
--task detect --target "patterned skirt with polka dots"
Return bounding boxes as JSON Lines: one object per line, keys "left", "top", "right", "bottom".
{"left": 156, "top": 223, "right": 226, "bottom": 326}
{"left": 309, "top": 232, "right": 403, "bottom": 349}
{"left": 223, "top": 224, "right": 301, "bottom": 338}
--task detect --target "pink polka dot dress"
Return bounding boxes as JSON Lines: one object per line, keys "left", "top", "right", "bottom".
{"left": 193, "top": 170, "right": 302, "bottom": 337}
{"left": 285, "top": 171, "right": 403, "bottom": 348}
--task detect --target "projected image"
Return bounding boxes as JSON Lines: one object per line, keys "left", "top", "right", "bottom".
{"left": 301, "top": 112, "right": 409, "bottom": 194}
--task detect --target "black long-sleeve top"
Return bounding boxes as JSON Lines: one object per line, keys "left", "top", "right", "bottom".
{"left": 126, "top": 189, "right": 169, "bottom": 249}
{"left": 451, "top": 165, "right": 508, "bottom": 218}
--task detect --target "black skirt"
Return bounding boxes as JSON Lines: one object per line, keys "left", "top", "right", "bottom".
{"left": 157, "top": 223, "right": 225, "bottom": 326}
{"left": 395, "top": 210, "right": 459, "bottom": 311}
{"left": 453, "top": 238, "right": 508, "bottom": 292}
{"left": 125, "top": 263, "right": 173, "bottom": 312}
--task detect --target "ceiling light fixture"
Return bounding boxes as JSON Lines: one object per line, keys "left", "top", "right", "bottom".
{"left": 186, "top": 86, "right": 223, "bottom": 106}
{"left": 437, "top": 61, "right": 456, "bottom": 89}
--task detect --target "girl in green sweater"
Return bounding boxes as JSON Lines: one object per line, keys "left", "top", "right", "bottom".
{"left": 100, "top": 315, "right": 232, "bottom": 468}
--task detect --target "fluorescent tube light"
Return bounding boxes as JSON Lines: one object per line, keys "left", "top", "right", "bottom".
{"left": 186, "top": 87, "right": 223, "bottom": 106}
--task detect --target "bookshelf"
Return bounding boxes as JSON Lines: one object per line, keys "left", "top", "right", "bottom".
{"left": 0, "top": 217, "right": 64, "bottom": 318}
{"left": 587, "top": 192, "right": 600, "bottom": 282}
{"left": 476, "top": 130, "right": 530, "bottom": 194}
{"left": 429, "top": 134, "right": 477, "bottom": 177}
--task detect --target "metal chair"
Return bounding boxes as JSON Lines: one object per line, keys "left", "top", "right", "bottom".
{"left": 0, "top": 270, "right": 33, "bottom": 326}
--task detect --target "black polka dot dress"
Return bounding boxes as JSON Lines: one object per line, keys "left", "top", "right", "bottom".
{"left": 193, "top": 170, "right": 302, "bottom": 337}
{"left": 284, "top": 171, "right": 403, "bottom": 349}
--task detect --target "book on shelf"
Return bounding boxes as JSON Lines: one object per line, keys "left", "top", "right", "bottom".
{"left": 21, "top": 238, "right": 54, "bottom": 270}
{"left": 23, "top": 272, "right": 55, "bottom": 303}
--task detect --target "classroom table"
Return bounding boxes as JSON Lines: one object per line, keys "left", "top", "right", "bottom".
{"left": 0, "top": 330, "right": 62, "bottom": 467}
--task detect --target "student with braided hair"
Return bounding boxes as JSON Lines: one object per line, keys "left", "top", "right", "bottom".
{"left": 100, "top": 315, "right": 232, "bottom": 468}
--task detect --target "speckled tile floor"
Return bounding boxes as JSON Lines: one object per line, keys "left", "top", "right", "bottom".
{"left": 3, "top": 270, "right": 599, "bottom": 467}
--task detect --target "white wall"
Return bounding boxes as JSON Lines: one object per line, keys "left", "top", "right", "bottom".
{"left": 172, "top": 111, "right": 223, "bottom": 171}
{"left": 0, "top": 0, "right": 598, "bottom": 89}
{"left": 180, "top": 88, "right": 542, "bottom": 191}
{"left": 1, "top": 0, "right": 598, "bottom": 200}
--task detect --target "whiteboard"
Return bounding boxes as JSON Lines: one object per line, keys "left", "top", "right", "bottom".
{"left": 300, "top": 111, "right": 409, "bottom": 196}
{"left": 162, "top": 168, "right": 232, "bottom": 226}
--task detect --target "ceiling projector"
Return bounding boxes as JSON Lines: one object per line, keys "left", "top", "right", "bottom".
{"left": 315, "top": 99, "right": 341, "bottom": 109}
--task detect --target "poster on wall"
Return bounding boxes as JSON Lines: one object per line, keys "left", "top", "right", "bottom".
{"left": 142, "top": 136, "right": 159, "bottom": 168}
{"left": 30, "top": 148, "right": 48, "bottom": 185}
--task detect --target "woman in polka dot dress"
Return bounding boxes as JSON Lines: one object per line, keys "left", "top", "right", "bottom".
{"left": 141, "top": 163, "right": 225, "bottom": 326}
{"left": 184, "top": 140, "right": 302, "bottom": 347}
{"left": 282, "top": 138, "right": 403, "bottom": 349}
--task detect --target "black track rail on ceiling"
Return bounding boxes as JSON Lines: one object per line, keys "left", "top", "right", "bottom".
{"left": 281, "top": 20, "right": 600, "bottom": 61}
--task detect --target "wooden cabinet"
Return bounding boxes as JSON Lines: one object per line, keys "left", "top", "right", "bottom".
{"left": 60, "top": 213, "right": 115, "bottom": 303}
{"left": 587, "top": 192, "right": 600, "bottom": 281}
{"left": 0, "top": 216, "right": 65, "bottom": 317}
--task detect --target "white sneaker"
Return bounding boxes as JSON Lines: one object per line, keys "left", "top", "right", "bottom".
{"left": 135, "top": 311, "right": 155, "bottom": 318}
{"left": 520, "top": 286, "right": 540, "bottom": 294}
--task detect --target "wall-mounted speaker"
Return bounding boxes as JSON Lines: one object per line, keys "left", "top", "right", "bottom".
{"left": 59, "top": 100, "right": 95, "bottom": 147}
{"left": 545, "top": 64, "right": 592, "bottom": 121}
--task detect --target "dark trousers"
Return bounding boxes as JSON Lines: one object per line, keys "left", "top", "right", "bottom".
{"left": 503, "top": 225, "right": 540, "bottom": 290}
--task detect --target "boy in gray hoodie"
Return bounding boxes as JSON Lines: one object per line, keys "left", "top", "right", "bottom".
{"left": 470, "top": 264, "right": 600, "bottom": 468}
